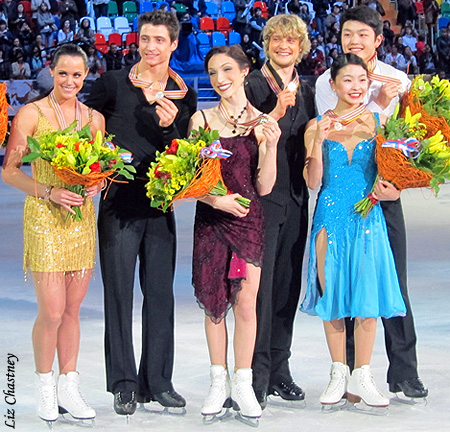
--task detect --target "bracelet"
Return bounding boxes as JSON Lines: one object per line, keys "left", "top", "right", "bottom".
{"left": 43, "top": 185, "right": 53, "bottom": 202}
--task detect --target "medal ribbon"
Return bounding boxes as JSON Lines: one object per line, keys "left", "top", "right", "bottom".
{"left": 200, "top": 140, "right": 233, "bottom": 159}
{"left": 367, "top": 53, "right": 402, "bottom": 86}
{"left": 218, "top": 101, "right": 267, "bottom": 131}
{"left": 324, "top": 104, "right": 367, "bottom": 126}
{"left": 261, "top": 63, "right": 299, "bottom": 95}
{"left": 48, "top": 90, "right": 82, "bottom": 130}
{"left": 128, "top": 64, "right": 188, "bottom": 99}
{"left": 382, "top": 137, "right": 421, "bottom": 159}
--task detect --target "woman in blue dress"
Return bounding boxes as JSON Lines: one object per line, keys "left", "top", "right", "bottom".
{"left": 301, "top": 54, "right": 406, "bottom": 409}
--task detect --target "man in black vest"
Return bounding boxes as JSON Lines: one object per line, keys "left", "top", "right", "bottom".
{"left": 86, "top": 10, "right": 197, "bottom": 416}
{"left": 245, "top": 14, "right": 315, "bottom": 408}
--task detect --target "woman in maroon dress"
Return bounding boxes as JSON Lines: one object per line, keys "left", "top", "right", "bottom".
{"left": 188, "top": 45, "right": 280, "bottom": 425}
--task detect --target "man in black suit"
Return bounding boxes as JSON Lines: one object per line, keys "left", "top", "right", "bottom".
{"left": 86, "top": 10, "right": 197, "bottom": 416}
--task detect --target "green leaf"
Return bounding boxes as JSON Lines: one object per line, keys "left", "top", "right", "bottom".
{"left": 27, "top": 136, "right": 41, "bottom": 153}
{"left": 22, "top": 152, "right": 41, "bottom": 163}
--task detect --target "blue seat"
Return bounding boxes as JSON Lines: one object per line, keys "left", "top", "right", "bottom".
{"left": 96, "top": 16, "right": 114, "bottom": 38}
{"left": 212, "top": 31, "right": 226, "bottom": 47}
{"left": 228, "top": 31, "right": 241, "bottom": 46}
{"left": 133, "top": 16, "right": 139, "bottom": 32}
{"left": 205, "top": 1, "right": 219, "bottom": 18}
{"left": 197, "top": 32, "right": 211, "bottom": 59}
{"left": 438, "top": 16, "right": 450, "bottom": 29}
{"left": 140, "top": 1, "right": 154, "bottom": 13}
{"left": 221, "top": 1, "right": 236, "bottom": 22}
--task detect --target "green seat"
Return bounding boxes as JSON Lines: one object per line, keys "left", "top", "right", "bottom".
{"left": 174, "top": 3, "right": 187, "bottom": 14}
{"left": 108, "top": 1, "right": 118, "bottom": 17}
{"left": 123, "top": 1, "right": 138, "bottom": 14}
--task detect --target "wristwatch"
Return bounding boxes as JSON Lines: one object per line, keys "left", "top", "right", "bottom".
{"left": 43, "top": 185, "right": 53, "bottom": 202}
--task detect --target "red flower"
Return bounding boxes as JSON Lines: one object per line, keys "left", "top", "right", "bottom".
{"left": 166, "top": 139, "right": 179, "bottom": 155}
{"left": 90, "top": 162, "right": 101, "bottom": 173}
{"left": 109, "top": 159, "right": 117, "bottom": 167}
{"left": 56, "top": 143, "right": 66, "bottom": 148}
{"left": 155, "top": 165, "right": 171, "bottom": 179}
{"left": 74, "top": 142, "right": 81, "bottom": 152}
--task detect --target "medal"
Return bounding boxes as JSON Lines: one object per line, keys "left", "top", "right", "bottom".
{"left": 155, "top": 91, "right": 165, "bottom": 99}
{"left": 334, "top": 122, "right": 343, "bottom": 131}
{"left": 287, "top": 81, "right": 298, "bottom": 92}
{"left": 259, "top": 116, "right": 268, "bottom": 124}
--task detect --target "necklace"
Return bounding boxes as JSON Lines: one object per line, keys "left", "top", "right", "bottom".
{"left": 218, "top": 101, "right": 267, "bottom": 136}
{"left": 48, "top": 90, "right": 81, "bottom": 130}
{"left": 229, "top": 105, "right": 247, "bottom": 134}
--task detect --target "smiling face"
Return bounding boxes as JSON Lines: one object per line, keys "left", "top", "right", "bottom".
{"left": 207, "top": 53, "right": 248, "bottom": 99}
{"left": 138, "top": 23, "right": 178, "bottom": 68}
{"left": 341, "top": 20, "right": 382, "bottom": 63}
{"left": 267, "top": 32, "right": 302, "bottom": 68}
{"left": 330, "top": 64, "right": 369, "bottom": 106}
{"left": 51, "top": 55, "right": 88, "bottom": 101}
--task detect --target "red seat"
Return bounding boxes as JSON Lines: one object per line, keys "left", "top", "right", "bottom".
{"left": 253, "top": 1, "right": 268, "bottom": 19}
{"left": 19, "top": 1, "right": 32, "bottom": 20}
{"left": 414, "top": 1, "right": 424, "bottom": 15}
{"left": 200, "top": 16, "right": 215, "bottom": 34}
{"left": 108, "top": 32, "right": 123, "bottom": 47}
{"left": 95, "top": 33, "right": 108, "bottom": 54}
{"left": 125, "top": 31, "right": 138, "bottom": 47}
{"left": 216, "top": 17, "right": 232, "bottom": 38}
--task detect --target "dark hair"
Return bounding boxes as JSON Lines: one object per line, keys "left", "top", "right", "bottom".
{"left": 50, "top": 43, "right": 88, "bottom": 70}
{"left": 81, "top": 18, "right": 90, "bottom": 28}
{"left": 204, "top": 45, "right": 250, "bottom": 73}
{"left": 340, "top": 5, "right": 383, "bottom": 37}
{"left": 138, "top": 10, "right": 180, "bottom": 42}
{"left": 330, "top": 53, "right": 368, "bottom": 80}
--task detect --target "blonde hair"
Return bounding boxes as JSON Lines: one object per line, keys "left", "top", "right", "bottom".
{"left": 262, "top": 14, "right": 311, "bottom": 64}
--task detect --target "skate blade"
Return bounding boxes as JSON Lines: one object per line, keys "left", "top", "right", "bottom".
{"left": 235, "top": 412, "right": 260, "bottom": 428}
{"left": 202, "top": 408, "right": 232, "bottom": 425}
{"left": 138, "top": 403, "right": 186, "bottom": 416}
{"left": 59, "top": 412, "right": 96, "bottom": 427}
{"left": 43, "top": 420, "right": 56, "bottom": 430}
{"left": 391, "top": 393, "right": 428, "bottom": 406}
{"left": 321, "top": 399, "right": 348, "bottom": 413}
{"left": 267, "top": 394, "right": 306, "bottom": 409}
{"left": 347, "top": 401, "right": 389, "bottom": 416}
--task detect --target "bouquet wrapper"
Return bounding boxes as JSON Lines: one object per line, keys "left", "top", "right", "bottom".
{"left": 52, "top": 166, "right": 116, "bottom": 187}
{"left": 228, "top": 252, "right": 247, "bottom": 280}
{"left": 400, "top": 89, "right": 450, "bottom": 141}
{"left": 375, "top": 133, "right": 432, "bottom": 190}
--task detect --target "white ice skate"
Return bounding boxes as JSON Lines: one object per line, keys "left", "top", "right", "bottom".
{"left": 231, "top": 368, "right": 262, "bottom": 427}
{"left": 320, "top": 362, "right": 350, "bottom": 412}
{"left": 57, "top": 371, "right": 96, "bottom": 426}
{"left": 35, "top": 371, "right": 58, "bottom": 429}
{"left": 201, "top": 365, "right": 232, "bottom": 424}
{"left": 347, "top": 365, "right": 389, "bottom": 415}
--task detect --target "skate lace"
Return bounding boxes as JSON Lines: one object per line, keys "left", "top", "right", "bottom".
{"left": 235, "top": 380, "right": 258, "bottom": 409}
{"left": 66, "top": 381, "right": 90, "bottom": 409}
{"left": 325, "top": 370, "right": 345, "bottom": 393}
{"left": 361, "top": 373, "right": 385, "bottom": 398}
{"left": 39, "top": 383, "right": 57, "bottom": 411}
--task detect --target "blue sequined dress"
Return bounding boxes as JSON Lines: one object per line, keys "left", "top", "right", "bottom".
{"left": 301, "top": 114, "right": 406, "bottom": 320}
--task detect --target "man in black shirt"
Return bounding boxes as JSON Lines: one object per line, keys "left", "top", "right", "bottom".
{"left": 245, "top": 14, "right": 315, "bottom": 408}
{"left": 86, "top": 10, "right": 197, "bottom": 416}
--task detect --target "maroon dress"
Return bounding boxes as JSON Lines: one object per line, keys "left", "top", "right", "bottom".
{"left": 192, "top": 131, "right": 265, "bottom": 323}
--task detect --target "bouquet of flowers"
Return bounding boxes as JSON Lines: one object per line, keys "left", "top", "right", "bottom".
{"left": 146, "top": 127, "right": 250, "bottom": 212}
{"left": 22, "top": 122, "right": 136, "bottom": 220}
{"left": 0, "top": 82, "right": 8, "bottom": 146}
{"left": 355, "top": 77, "right": 450, "bottom": 218}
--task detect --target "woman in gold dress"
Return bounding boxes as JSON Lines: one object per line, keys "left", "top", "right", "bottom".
{"left": 2, "top": 44, "right": 105, "bottom": 426}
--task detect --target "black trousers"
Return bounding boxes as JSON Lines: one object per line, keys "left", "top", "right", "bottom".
{"left": 252, "top": 197, "right": 309, "bottom": 392}
{"left": 346, "top": 199, "right": 418, "bottom": 384}
{"left": 98, "top": 202, "right": 177, "bottom": 396}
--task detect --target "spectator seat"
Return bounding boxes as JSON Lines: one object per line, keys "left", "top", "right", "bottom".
{"left": 197, "top": 32, "right": 211, "bottom": 58}
{"left": 108, "top": 32, "right": 123, "bottom": 47}
{"left": 126, "top": 31, "right": 138, "bottom": 47}
{"left": 216, "top": 16, "right": 232, "bottom": 38}
{"left": 140, "top": 1, "right": 154, "bottom": 13}
{"left": 221, "top": 1, "right": 236, "bottom": 22}
{"left": 95, "top": 32, "right": 108, "bottom": 53}
{"left": 114, "top": 16, "right": 131, "bottom": 36}
{"left": 205, "top": 1, "right": 219, "bottom": 18}
{"left": 108, "top": 1, "right": 119, "bottom": 18}
{"left": 212, "top": 31, "right": 226, "bottom": 47}
{"left": 97, "top": 17, "right": 114, "bottom": 38}
{"left": 200, "top": 16, "right": 215, "bottom": 34}
{"left": 228, "top": 31, "right": 241, "bottom": 46}
{"left": 253, "top": 1, "right": 269, "bottom": 19}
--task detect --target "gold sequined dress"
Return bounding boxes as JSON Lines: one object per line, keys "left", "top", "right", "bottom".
{"left": 23, "top": 106, "right": 96, "bottom": 273}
